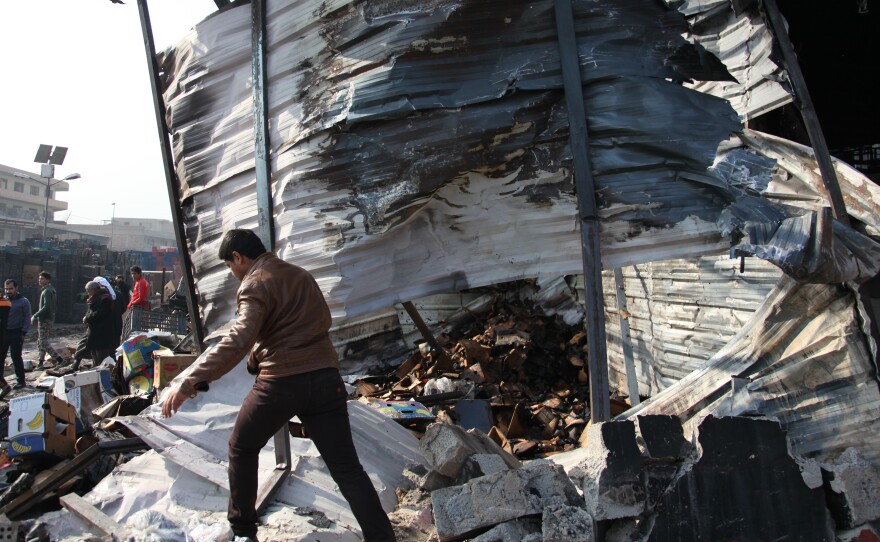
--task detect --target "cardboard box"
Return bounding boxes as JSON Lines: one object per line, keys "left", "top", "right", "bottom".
{"left": 153, "top": 351, "right": 198, "bottom": 389}
{"left": 53, "top": 369, "right": 114, "bottom": 431}
{"left": 8, "top": 393, "right": 76, "bottom": 458}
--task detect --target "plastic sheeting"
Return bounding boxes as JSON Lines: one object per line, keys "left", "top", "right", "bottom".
{"left": 77, "top": 357, "right": 427, "bottom": 539}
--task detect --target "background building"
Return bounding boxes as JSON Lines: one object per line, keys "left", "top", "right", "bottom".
{"left": 0, "top": 163, "right": 69, "bottom": 246}
{"left": 64, "top": 217, "right": 176, "bottom": 252}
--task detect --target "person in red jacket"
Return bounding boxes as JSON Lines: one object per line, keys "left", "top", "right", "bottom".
{"left": 128, "top": 266, "right": 151, "bottom": 311}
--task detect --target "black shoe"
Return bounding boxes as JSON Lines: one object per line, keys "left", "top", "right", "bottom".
{"left": 0, "top": 385, "right": 11, "bottom": 400}
{"left": 12, "top": 383, "right": 26, "bottom": 390}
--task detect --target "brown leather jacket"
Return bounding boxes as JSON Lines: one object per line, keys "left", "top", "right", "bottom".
{"left": 179, "top": 253, "right": 339, "bottom": 396}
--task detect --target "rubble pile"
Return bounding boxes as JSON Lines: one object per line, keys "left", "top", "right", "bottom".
{"left": 355, "top": 283, "right": 616, "bottom": 459}
{"left": 0, "top": 328, "right": 188, "bottom": 533}
{"left": 387, "top": 414, "right": 877, "bottom": 542}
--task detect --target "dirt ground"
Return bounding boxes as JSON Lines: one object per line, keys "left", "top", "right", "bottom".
{"left": 2, "top": 323, "right": 93, "bottom": 400}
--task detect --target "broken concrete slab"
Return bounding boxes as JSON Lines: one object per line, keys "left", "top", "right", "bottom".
{"left": 635, "top": 415, "right": 692, "bottom": 461}
{"left": 431, "top": 461, "right": 583, "bottom": 541}
{"left": 402, "top": 463, "right": 454, "bottom": 492}
{"left": 420, "top": 423, "right": 521, "bottom": 478}
{"left": 822, "top": 447, "right": 880, "bottom": 530}
{"left": 469, "top": 516, "right": 542, "bottom": 542}
{"left": 645, "top": 416, "right": 834, "bottom": 542}
{"left": 542, "top": 504, "right": 594, "bottom": 542}
{"left": 576, "top": 420, "right": 646, "bottom": 520}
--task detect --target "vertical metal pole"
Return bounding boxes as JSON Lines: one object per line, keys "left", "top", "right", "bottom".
{"left": 762, "top": 0, "right": 848, "bottom": 223}
{"left": 43, "top": 180, "right": 51, "bottom": 240}
{"left": 554, "top": 0, "right": 610, "bottom": 423}
{"left": 136, "top": 0, "right": 205, "bottom": 351}
{"left": 251, "top": 0, "right": 274, "bottom": 251}
{"left": 762, "top": 0, "right": 880, "bottom": 364}
{"left": 613, "top": 268, "right": 640, "bottom": 406}
{"left": 249, "top": 0, "right": 291, "bottom": 514}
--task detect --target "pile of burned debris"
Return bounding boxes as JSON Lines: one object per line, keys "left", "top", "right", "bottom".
{"left": 353, "top": 282, "right": 627, "bottom": 459}
{"left": 0, "top": 328, "right": 194, "bottom": 538}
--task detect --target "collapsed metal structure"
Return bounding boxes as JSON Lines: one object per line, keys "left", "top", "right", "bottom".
{"left": 137, "top": 0, "right": 879, "bottom": 470}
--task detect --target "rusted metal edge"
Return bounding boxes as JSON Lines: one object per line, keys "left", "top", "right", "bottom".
{"left": 554, "top": 0, "right": 611, "bottom": 423}
{"left": 0, "top": 437, "right": 148, "bottom": 520}
{"left": 136, "top": 0, "right": 206, "bottom": 351}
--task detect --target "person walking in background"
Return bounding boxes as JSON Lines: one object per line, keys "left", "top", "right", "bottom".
{"left": 128, "top": 266, "right": 150, "bottom": 311}
{"left": 0, "top": 295, "right": 12, "bottom": 400}
{"left": 82, "top": 281, "right": 116, "bottom": 365}
{"left": 1, "top": 280, "right": 31, "bottom": 389}
{"left": 93, "top": 276, "right": 122, "bottom": 347}
{"left": 114, "top": 275, "right": 131, "bottom": 312}
{"left": 31, "top": 271, "right": 64, "bottom": 369}
{"left": 113, "top": 275, "right": 131, "bottom": 343}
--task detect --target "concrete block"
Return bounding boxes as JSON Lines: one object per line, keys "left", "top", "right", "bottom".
{"left": 542, "top": 505, "right": 594, "bottom": 542}
{"left": 432, "top": 461, "right": 582, "bottom": 541}
{"left": 403, "top": 462, "right": 454, "bottom": 491}
{"left": 578, "top": 421, "right": 646, "bottom": 520}
{"left": 420, "top": 423, "right": 520, "bottom": 478}
{"left": 453, "top": 453, "right": 512, "bottom": 485}
{"left": 635, "top": 415, "right": 692, "bottom": 460}
{"left": 469, "top": 517, "right": 541, "bottom": 542}
{"left": 822, "top": 448, "right": 880, "bottom": 529}
{"left": 471, "top": 454, "right": 510, "bottom": 477}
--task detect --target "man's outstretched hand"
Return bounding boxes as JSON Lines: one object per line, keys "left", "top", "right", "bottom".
{"left": 161, "top": 387, "right": 189, "bottom": 418}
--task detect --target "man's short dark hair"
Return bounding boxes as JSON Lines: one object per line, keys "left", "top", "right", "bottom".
{"left": 4, "top": 279, "right": 17, "bottom": 287}
{"left": 219, "top": 229, "right": 267, "bottom": 261}
{"left": 39, "top": 271, "right": 51, "bottom": 281}
{"left": 130, "top": 266, "right": 142, "bottom": 275}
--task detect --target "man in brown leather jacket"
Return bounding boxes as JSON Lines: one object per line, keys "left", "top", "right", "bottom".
{"left": 162, "top": 229, "right": 395, "bottom": 542}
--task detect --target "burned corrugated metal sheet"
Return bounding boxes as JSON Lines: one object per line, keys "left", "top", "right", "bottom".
{"left": 668, "top": 0, "right": 794, "bottom": 119}
{"left": 623, "top": 276, "right": 880, "bottom": 465}
{"left": 160, "top": 0, "right": 878, "bottom": 340}
{"left": 599, "top": 255, "right": 781, "bottom": 397}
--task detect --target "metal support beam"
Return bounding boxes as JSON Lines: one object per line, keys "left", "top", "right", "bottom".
{"left": 251, "top": 0, "right": 275, "bottom": 251}
{"left": 249, "top": 0, "right": 291, "bottom": 510}
{"left": 613, "top": 268, "right": 640, "bottom": 406}
{"left": 762, "top": 0, "right": 848, "bottom": 223}
{"left": 136, "top": 0, "right": 205, "bottom": 351}
{"left": 554, "top": 0, "right": 610, "bottom": 423}
{"left": 762, "top": 0, "right": 880, "bottom": 364}
{"left": 256, "top": 429, "right": 292, "bottom": 514}
{"left": 402, "top": 301, "right": 442, "bottom": 351}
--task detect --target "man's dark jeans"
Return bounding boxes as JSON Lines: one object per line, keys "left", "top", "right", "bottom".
{"left": 1, "top": 329, "right": 26, "bottom": 386}
{"left": 228, "top": 368, "right": 395, "bottom": 541}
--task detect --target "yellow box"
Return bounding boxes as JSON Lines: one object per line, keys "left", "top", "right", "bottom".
{"left": 153, "top": 351, "right": 198, "bottom": 389}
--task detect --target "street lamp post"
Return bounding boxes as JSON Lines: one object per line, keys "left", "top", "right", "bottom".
{"left": 13, "top": 171, "right": 80, "bottom": 240}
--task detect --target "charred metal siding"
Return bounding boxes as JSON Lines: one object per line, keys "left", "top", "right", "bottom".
{"left": 161, "top": 0, "right": 751, "bottom": 335}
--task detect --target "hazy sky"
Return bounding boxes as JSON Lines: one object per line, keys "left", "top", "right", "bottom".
{"left": 0, "top": 0, "right": 216, "bottom": 224}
